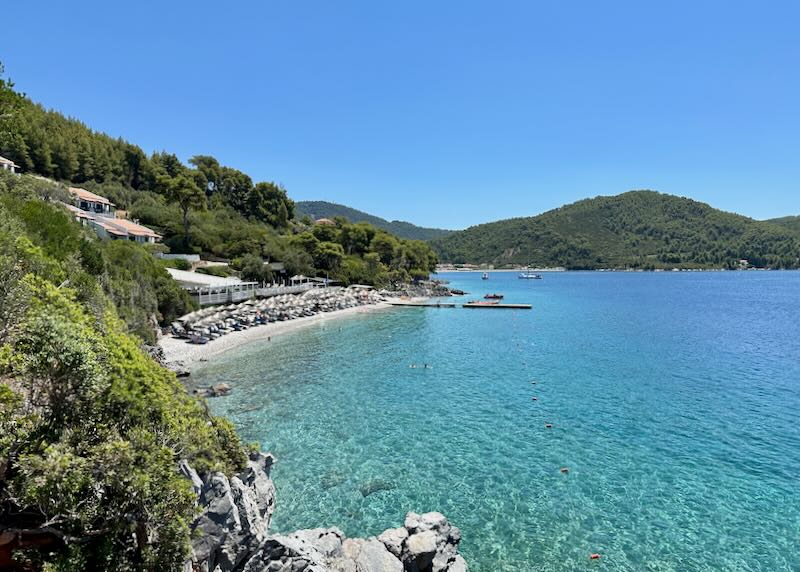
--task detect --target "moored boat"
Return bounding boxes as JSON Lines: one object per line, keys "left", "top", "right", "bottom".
{"left": 484, "top": 293, "right": 504, "bottom": 299}
{"left": 482, "top": 272, "right": 489, "bottom": 280}
{"left": 518, "top": 272, "right": 542, "bottom": 279}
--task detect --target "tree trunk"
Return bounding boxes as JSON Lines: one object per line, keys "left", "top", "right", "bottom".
{"left": 182, "top": 206, "right": 190, "bottom": 250}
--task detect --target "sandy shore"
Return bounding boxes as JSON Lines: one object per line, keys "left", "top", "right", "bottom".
{"left": 159, "top": 301, "right": 394, "bottom": 369}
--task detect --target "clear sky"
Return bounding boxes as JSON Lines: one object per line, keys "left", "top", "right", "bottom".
{"left": 3, "top": 1, "right": 798, "bottom": 229}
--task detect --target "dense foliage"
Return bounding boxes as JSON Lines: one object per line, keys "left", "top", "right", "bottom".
{"left": 295, "top": 200, "right": 453, "bottom": 241}
{"left": 0, "top": 177, "right": 246, "bottom": 570}
{"left": 0, "top": 172, "right": 196, "bottom": 344}
{"left": 432, "top": 191, "right": 800, "bottom": 269}
{"left": 0, "top": 66, "right": 437, "bottom": 286}
{"left": 766, "top": 215, "right": 800, "bottom": 236}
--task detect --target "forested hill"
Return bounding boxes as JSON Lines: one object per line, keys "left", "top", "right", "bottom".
{"left": 295, "top": 200, "right": 452, "bottom": 241}
{"left": 765, "top": 215, "right": 800, "bottom": 236}
{"left": 431, "top": 191, "right": 800, "bottom": 269}
{"left": 0, "top": 65, "right": 438, "bottom": 287}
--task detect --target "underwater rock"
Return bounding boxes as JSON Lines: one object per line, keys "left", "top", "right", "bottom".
{"left": 358, "top": 478, "right": 396, "bottom": 497}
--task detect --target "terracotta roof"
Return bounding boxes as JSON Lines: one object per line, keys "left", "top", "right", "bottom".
{"left": 94, "top": 220, "right": 127, "bottom": 236}
{"left": 69, "top": 187, "right": 115, "bottom": 207}
{"left": 104, "top": 218, "right": 161, "bottom": 238}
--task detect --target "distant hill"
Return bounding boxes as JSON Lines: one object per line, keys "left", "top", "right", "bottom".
{"left": 431, "top": 190, "right": 800, "bottom": 269}
{"left": 765, "top": 215, "right": 800, "bottom": 236}
{"left": 296, "top": 201, "right": 452, "bottom": 241}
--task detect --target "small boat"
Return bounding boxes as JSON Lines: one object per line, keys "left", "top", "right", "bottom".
{"left": 482, "top": 272, "right": 489, "bottom": 280}
{"left": 518, "top": 272, "right": 542, "bottom": 280}
{"left": 484, "top": 293, "right": 504, "bottom": 300}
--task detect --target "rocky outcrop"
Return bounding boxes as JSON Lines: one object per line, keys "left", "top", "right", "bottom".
{"left": 184, "top": 453, "right": 466, "bottom": 572}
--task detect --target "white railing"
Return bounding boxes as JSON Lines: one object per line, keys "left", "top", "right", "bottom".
{"left": 256, "top": 284, "right": 314, "bottom": 297}
{"left": 231, "top": 290, "right": 256, "bottom": 302}
{"left": 196, "top": 291, "right": 230, "bottom": 306}
{"left": 192, "top": 283, "right": 316, "bottom": 306}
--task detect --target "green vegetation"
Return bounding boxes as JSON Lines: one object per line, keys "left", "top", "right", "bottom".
{"left": 0, "top": 65, "right": 437, "bottom": 287}
{"left": 766, "top": 215, "right": 800, "bottom": 236}
{"left": 0, "top": 174, "right": 245, "bottom": 570}
{"left": 432, "top": 191, "right": 800, "bottom": 269}
{"left": 295, "top": 200, "right": 453, "bottom": 241}
{"left": 0, "top": 172, "right": 196, "bottom": 344}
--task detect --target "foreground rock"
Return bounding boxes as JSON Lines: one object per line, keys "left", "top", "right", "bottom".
{"left": 184, "top": 453, "right": 466, "bottom": 572}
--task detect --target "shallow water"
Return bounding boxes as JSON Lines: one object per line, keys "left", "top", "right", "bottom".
{"left": 194, "top": 271, "right": 800, "bottom": 571}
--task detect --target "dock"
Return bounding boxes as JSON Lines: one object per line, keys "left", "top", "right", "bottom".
{"left": 389, "top": 301, "right": 531, "bottom": 310}
{"left": 463, "top": 303, "right": 532, "bottom": 309}
{"left": 389, "top": 301, "right": 458, "bottom": 308}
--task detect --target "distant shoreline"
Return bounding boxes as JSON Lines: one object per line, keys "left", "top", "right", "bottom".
{"left": 435, "top": 267, "right": 784, "bottom": 273}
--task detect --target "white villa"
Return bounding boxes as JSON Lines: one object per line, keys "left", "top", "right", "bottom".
{"left": 65, "top": 187, "right": 161, "bottom": 244}
{"left": 0, "top": 155, "right": 20, "bottom": 174}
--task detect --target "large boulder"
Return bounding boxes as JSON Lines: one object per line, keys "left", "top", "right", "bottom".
{"left": 388, "top": 512, "right": 464, "bottom": 572}
{"left": 182, "top": 451, "right": 467, "bottom": 572}
{"left": 186, "top": 452, "right": 278, "bottom": 572}
{"left": 239, "top": 533, "right": 330, "bottom": 572}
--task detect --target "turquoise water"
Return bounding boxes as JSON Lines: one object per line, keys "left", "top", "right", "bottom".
{"left": 193, "top": 272, "right": 800, "bottom": 571}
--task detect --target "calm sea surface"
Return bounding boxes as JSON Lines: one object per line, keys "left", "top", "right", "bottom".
{"left": 193, "top": 272, "right": 800, "bottom": 571}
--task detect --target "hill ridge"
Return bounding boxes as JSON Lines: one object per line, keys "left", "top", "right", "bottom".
{"left": 431, "top": 190, "right": 800, "bottom": 269}
{"left": 295, "top": 200, "right": 452, "bottom": 241}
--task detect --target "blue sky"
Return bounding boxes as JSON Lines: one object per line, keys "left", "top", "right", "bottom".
{"left": 3, "top": 1, "right": 798, "bottom": 229}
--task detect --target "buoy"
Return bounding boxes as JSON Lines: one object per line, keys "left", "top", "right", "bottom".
{"left": 560, "top": 467, "right": 569, "bottom": 473}
{"left": 545, "top": 423, "right": 553, "bottom": 429}
{"left": 590, "top": 553, "right": 601, "bottom": 560}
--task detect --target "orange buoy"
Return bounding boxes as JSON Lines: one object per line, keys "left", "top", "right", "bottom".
{"left": 590, "top": 553, "right": 601, "bottom": 560}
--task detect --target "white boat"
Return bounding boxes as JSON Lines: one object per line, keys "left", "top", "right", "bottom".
{"left": 482, "top": 272, "right": 489, "bottom": 280}
{"left": 518, "top": 272, "right": 542, "bottom": 279}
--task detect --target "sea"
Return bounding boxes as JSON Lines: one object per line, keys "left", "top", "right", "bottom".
{"left": 192, "top": 271, "right": 800, "bottom": 571}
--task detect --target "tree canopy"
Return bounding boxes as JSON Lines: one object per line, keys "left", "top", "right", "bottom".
{"left": 432, "top": 191, "right": 800, "bottom": 269}
{"left": 0, "top": 64, "right": 437, "bottom": 286}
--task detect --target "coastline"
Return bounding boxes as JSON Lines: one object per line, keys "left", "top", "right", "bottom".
{"left": 159, "top": 301, "right": 395, "bottom": 369}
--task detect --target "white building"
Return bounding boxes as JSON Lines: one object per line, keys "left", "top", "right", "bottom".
{"left": 64, "top": 187, "right": 161, "bottom": 244}
{"left": 0, "top": 155, "right": 20, "bottom": 174}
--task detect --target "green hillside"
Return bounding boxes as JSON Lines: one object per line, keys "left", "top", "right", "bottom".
{"left": 431, "top": 191, "right": 800, "bottom": 269}
{"left": 296, "top": 200, "right": 452, "bottom": 241}
{"left": 0, "top": 65, "right": 437, "bottom": 288}
{"left": 765, "top": 215, "right": 800, "bottom": 235}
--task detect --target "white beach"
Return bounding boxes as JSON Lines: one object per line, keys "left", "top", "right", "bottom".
{"left": 159, "top": 301, "right": 395, "bottom": 368}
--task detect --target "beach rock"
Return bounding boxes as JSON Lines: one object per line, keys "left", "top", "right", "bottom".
{"left": 240, "top": 452, "right": 277, "bottom": 525}
{"left": 191, "top": 473, "right": 241, "bottom": 565}
{"left": 335, "top": 538, "right": 402, "bottom": 572}
{"left": 183, "top": 451, "right": 467, "bottom": 572}
{"left": 212, "top": 383, "right": 232, "bottom": 396}
{"left": 239, "top": 533, "right": 329, "bottom": 572}
{"left": 377, "top": 527, "right": 408, "bottom": 558}
{"left": 406, "top": 531, "right": 437, "bottom": 570}
{"left": 185, "top": 451, "right": 278, "bottom": 572}
{"left": 179, "top": 459, "right": 204, "bottom": 497}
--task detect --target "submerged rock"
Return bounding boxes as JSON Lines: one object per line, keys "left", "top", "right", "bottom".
{"left": 358, "top": 478, "right": 395, "bottom": 497}
{"left": 200, "top": 383, "right": 233, "bottom": 398}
